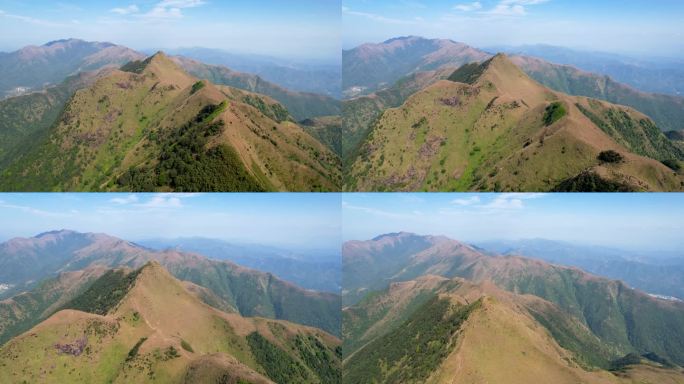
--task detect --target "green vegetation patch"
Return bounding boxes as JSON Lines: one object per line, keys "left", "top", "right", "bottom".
{"left": 294, "top": 334, "right": 341, "bottom": 383}
{"left": 126, "top": 337, "right": 148, "bottom": 362}
{"left": 242, "top": 95, "right": 290, "bottom": 123}
{"left": 120, "top": 57, "right": 152, "bottom": 74}
{"left": 552, "top": 171, "right": 636, "bottom": 192}
{"left": 343, "top": 296, "right": 481, "bottom": 384}
{"left": 117, "top": 102, "right": 265, "bottom": 192}
{"left": 247, "top": 332, "right": 311, "bottom": 383}
{"left": 661, "top": 159, "right": 681, "bottom": 171}
{"left": 180, "top": 339, "right": 194, "bottom": 353}
{"left": 448, "top": 62, "right": 487, "bottom": 85}
{"left": 190, "top": 81, "right": 206, "bottom": 95}
{"left": 598, "top": 150, "right": 624, "bottom": 164}
{"left": 62, "top": 268, "right": 141, "bottom": 315}
{"left": 543, "top": 101, "right": 567, "bottom": 126}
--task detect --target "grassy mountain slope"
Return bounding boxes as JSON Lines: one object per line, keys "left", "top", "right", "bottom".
{"left": 0, "top": 52, "right": 341, "bottom": 192}
{"left": 0, "top": 38, "right": 144, "bottom": 98}
{"left": 511, "top": 55, "right": 684, "bottom": 133}
{"left": 0, "top": 267, "right": 106, "bottom": 345}
{"left": 347, "top": 54, "right": 683, "bottom": 191}
{"left": 0, "top": 262, "right": 341, "bottom": 383}
{"left": 299, "top": 115, "right": 342, "bottom": 157}
{"left": 343, "top": 274, "right": 684, "bottom": 384}
{"left": 174, "top": 56, "right": 341, "bottom": 121}
{"left": 0, "top": 70, "right": 109, "bottom": 168}
{"left": 343, "top": 233, "right": 684, "bottom": 369}
{"left": 342, "top": 67, "right": 455, "bottom": 163}
{"left": 0, "top": 230, "right": 340, "bottom": 337}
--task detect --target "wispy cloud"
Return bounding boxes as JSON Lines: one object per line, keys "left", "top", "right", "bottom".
{"left": 109, "top": 195, "right": 139, "bottom": 205}
{"left": 0, "top": 201, "right": 74, "bottom": 218}
{"left": 454, "top": 1, "right": 482, "bottom": 12}
{"left": 142, "top": 0, "right": 206, "bottom": 19}
{"left": 450, "top": 193, "right": 545, "bottom": 210}
{"left": 342, "top": 201, "right": 416, "bottom": 219}
{"left": 451, "top": 196, "right": 481, "bottom": 206}
{"left": 0, "top": 9, "right": 68, "bottom": 27}
{"left": 110, "top": 5, "right": 140, "bottom": 15}
{"left": 486, "top": 0, "right": 549, "bottom": 16}
{"left": 451, "top": 0, "right": 549, "bottom": 17}
{"left": 342, "top": 6, "right": 417, "bottom": 25}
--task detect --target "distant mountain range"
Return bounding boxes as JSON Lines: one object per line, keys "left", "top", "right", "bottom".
{"left": 139, "top": 237, "right": 341, "bottom": 293}
{"left": 0, "top": 39, "right": 142, "bottom": 99}
{"left": 345, "top": 54, "right": 683, "bottom": 191}
{"left": 0, "top": 261, "right": 341, "bottom": 383}
{"left": 476, "top": 239, "right": 684, "bottom": 301}
{"left": 342, "top": 232, "right": 684, "bottom": 383}
{"left": 490, "top": 44, "right": 684, "bottom": 97}
{"left": 165, "top": 47, "right": 341, "bottom": 98}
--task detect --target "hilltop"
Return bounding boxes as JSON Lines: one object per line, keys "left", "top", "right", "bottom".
{"left": 346, "top": 54, "right": 683, "bottom": 191}
{"left": 0, "top": 52, "right": 341, "bottom": 191}
{"left": 0, "top": 230, "right": 341, "bottom": 339}
{"left": 0, "top": 262, "right": 341, "bottom": 383}
{"left": 343, "top": 273, "right": 684, "bottom": 384}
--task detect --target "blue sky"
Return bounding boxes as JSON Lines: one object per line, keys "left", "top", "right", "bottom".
{"left": 0, "top": 193, "right": 342, "bottom": 250}
{"left": 343, "top": 193, "right": 684, "bottom": 252}
{"left": 0, "top": 0, "right": 340, "bottom": 61}
{"left": 343, "top": 0, "right": 684, "bottom": 57}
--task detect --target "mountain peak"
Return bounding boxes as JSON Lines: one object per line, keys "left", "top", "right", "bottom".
{"left": 35, "top": 229, "right": 79, "bottom": 238}
{"left": 447, "top": 53, "right": 516, "bottom": 85}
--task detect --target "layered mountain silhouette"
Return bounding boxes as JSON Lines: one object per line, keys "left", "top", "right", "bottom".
{"left": 0, "top": 52, "right": 341, "bottom": 191}
{"left": 0, "top": 230, "right": 340, "bottom": 341}
{"left": 342, "top": 232, "right": 684, "bottom": 383}
{"left": 0, "top": 39, "right": 143, "bottom": 98}
{"left": 346, "top": 54, "right": 683, "bottom": 191}
{"left": 0, "top": 261, "right": 341, "bottom": 383}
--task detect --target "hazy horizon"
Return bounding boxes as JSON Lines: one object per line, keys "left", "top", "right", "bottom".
{"left": 342, "top": 0, "right": 684, "bottom": 59}
{"left": 0, "top": 0, "right": 340, "bottom": 61}
{"left": 0, "top": 193, "right": 342, "bottom": 251}
{"left": 342, "top": 193, "right": 684, "bottom": 253}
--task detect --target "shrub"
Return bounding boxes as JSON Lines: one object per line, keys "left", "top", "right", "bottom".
{"left": 190, "top": 81, "right": 205, "bottom": 94}
{"left": 180, "top": 339, "right": 194, "bottom": 353}
{"left": 126, "top": 337, "right": 148, "bottom": 362}
{"left": 661, "top": 159, "right": 681, "bottom": 171}
{"left": 544, "top": 102, "right": 567, "bottom": 126}
{"left": 598, "top": 150, "right": 624, "bottom": 164}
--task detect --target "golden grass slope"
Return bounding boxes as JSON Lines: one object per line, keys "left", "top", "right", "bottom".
{"left": 0, "top": 52, "right": 340, "bottom": 191}
{"left": 344, "top": 274, "right": 684, "bottom": 384}
{"left": 0, "top": 262, "right": 340, "bottom": 383}
{"left": 347, "top": 54, "right": 683, "bottom": 191}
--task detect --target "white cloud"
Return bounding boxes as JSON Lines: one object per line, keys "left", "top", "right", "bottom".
{"left": 449, "top": 193, "right": 545, "bottom": 210}
{"left": 109, "top": 195, "right": 139, "bottom": 205}
{"left": 144, "top": 6, "right": 183, "bottom": 19}
{"left": 454, "top": 1, "right": 482, "bottom": 12}
{"left": 110, "top": 5, "right": 139, "bottom": 15}
{"left": 138, "top": 195, "right": 183, "bottom": 208}
{"left": 342, "top": 6, "right": 417, "bottom": 25}
{"left": 157, "top": 0, "right": 205, "bottom": 8}
{"left": 0, "top": 202, "right": 73, "bottom": 218}
{"left": 483, "top": 193, "right": 545, "bottom": 210}
{"left": 451, "top": 196, "right": 481, "bottom": 206}
{"left": 486, "top": 0, "right": 549, "bottom": 16}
